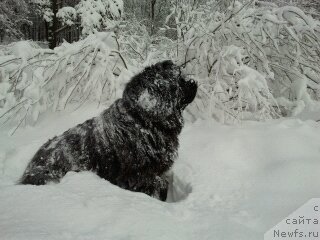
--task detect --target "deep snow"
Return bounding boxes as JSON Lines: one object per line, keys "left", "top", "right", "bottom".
{"left": 1, "top": 105, "right": 320, "bottom": 240}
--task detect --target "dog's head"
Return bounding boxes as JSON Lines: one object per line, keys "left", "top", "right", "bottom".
{"left": 123, "top": 60, "right": 197, "bottom": 122}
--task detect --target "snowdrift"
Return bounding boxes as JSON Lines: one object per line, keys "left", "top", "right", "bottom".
{"left": 1, "top": 106, "right": 320, "bottom": 239}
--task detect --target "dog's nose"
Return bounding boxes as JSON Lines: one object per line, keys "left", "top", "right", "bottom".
{"left": 180, "top": 79, "right": 198, "bottom": 107}
{"left": 186, "top": 79, "right": 198, "bottom": 89}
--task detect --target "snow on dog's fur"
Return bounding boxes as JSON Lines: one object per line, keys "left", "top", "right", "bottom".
{"left": 19, "top": 60, "right": 197, "bottom": 201}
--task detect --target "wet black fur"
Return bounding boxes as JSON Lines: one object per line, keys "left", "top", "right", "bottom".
{"left": 19, "top": 60, "right": 197, "bottom": 201}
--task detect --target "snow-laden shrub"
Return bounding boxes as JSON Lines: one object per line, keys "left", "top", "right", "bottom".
{"left": 116, "top": 18, "right": 150, "bottom": 65}
{"left": 56, "top": 7, "right": 77, "bottom": 26}
{"left": 168, "top": 0, "right": 320, "bottom": 122}
{"left": 117, "top": 17, "right": 177, "bottom": 66}
{"left": 191, "top": 45, "right": 280, "bottom": 122}
{"left": 0, "top": 32, "right": 128, "bottom": 134}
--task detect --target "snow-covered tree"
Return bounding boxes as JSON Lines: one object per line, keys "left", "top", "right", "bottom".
{"left": 56, "top": 7, "right": 77, "bottom": 26}
{"left": 0, "top": 0, "right": 31, "bottom": 42}
{"left": 31, "top": 0, "right": 123, "bottom": 48}
{"left": 31, "top": 0, "right": 54, "bottom": 23}
{"left": 31, "top": 0, "right": 58, "bottom": 48}
{"left": 61, "top": 0, "right": 124, "bottom": 36}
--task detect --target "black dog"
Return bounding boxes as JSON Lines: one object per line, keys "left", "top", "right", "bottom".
{"left": 20, "top": 60, "right": 197, "bottom": 201}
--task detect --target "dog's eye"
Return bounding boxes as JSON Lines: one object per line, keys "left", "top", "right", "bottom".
{"left": 156, "top": 80, "right": 167, "bottom": 90}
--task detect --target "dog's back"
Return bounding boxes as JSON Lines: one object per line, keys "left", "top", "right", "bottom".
{"left": 20, "top": 99, "right": 179, "bottom": 186}
{"left": 20, "top": 108, "right": 112, "bottom": 185}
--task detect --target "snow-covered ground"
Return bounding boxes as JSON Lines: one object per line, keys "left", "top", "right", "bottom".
{"left": 1, "top": 105, "right": 320, "bottom": 240}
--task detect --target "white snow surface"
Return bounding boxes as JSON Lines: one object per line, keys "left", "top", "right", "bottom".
{"left": 1, "top": 105, "right": 320, "bottom": 240}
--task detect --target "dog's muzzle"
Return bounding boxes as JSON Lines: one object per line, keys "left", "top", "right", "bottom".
{"left": 180, "top": 78, "right": 198, "bottom": 107}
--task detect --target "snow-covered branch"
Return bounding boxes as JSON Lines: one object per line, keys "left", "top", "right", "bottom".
{"left": 170, "top": 0, "right": 320, "bottom": 122}
{"left": 0, "top": 32, "right": 128, "bottom": 131}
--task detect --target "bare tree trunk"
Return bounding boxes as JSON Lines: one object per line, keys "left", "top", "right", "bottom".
{"left": 48, "top": 0, "right": 58, "bottom": 49}
{"left": 150, "top": 0, "right": 156, "bottom": 35}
